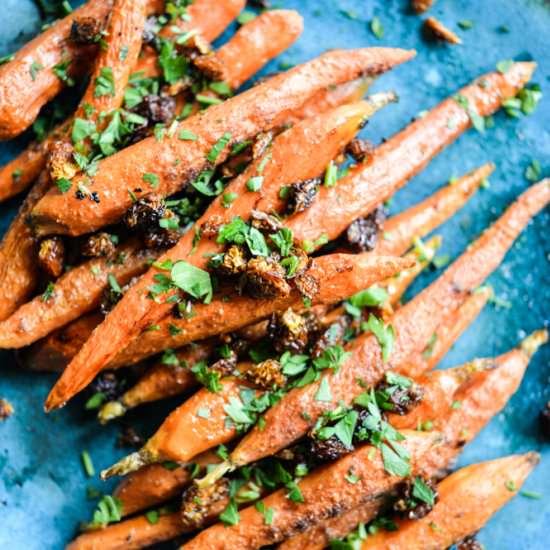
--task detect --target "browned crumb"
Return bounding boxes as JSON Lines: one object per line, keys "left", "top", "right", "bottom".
{"left": 244, "top": 359, "right": 287, "bottom": 389}
{"left": 424, "top": 17, "right": 463, "bottom": 45}
{"left": 0, "top": 399, "right": 14, "bottom": 420}
{"left": 268, "top": 308, "right": 310, "bottom": 354}
{"left": 38, "top": 237, "right": 65, "bottom": 278}
{"left": 345, "top": 138, "right": 375, "bottom": 163}
{"left": 412, "top": 0, "right": 435, "bottom": 14}
{"left": 244, "top": 256, "right": 291, "bottom": 299}
{"left": 81, "top": 232, "right": 116, "bottom": 258}
{"left": 47, "top": 141, "right": 79, "bottom": 181}
{"left": 181, "top": 478, "right": 230, "bottom": 528}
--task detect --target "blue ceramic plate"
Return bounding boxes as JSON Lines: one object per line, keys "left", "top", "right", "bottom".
{"left": 1, "top": 1, "right": 549, "bottom": 548}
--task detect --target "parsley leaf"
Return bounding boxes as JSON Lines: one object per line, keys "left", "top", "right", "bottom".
{"left": 219, "top": 498, "right": 240, "bottom": 525}
{"left": 94, "top": 67, "right": 115, "bottom": 97}
{"left": 366, "top": 314, "right": 395, "bottom": 362}
{"left": 412, "top": 477, "right": 435, "bottom": 506}
{"left": 171, "top": 261, "right": 212, "bottom": 302}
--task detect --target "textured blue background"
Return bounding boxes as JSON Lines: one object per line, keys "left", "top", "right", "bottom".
{"left": 0, "top": 1, "right": 549, "bottom": 548}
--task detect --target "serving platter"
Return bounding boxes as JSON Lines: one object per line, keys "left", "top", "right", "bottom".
{"left": 0, "top": 0, "right": 548, "bottom": 548}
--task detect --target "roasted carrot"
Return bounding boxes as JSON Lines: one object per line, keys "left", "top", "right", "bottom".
{"left": 0, "top": 240, "right": 155, "bottom": 349}
{"left": 98, "top": 340, "right": 215, "bottom": 424}
{"left": 0, "top": 172, "right": 50, "bottom": 321}
{"left": 16, "top": 312, "right": 103, "bottom": 373}
{"left": 375, "top": 163, "right": 494, "bottom": 256}
{"left": 201, "top": 10, "right": 304, "bottom": 90}
{"left": 412, "top": 0, "right": 435, "bottom": 14}
{"left": 183, "top": 431, "right": 439, "bottom": 550}
{"left": 66, "top": 512, "right": 186, "bottom": 550}
{"left": 361, "top": 453, "right": 539, "bottom": 550}
{"left": 44, "top": 93, "right": 400, "bottom": 409}
{"left": 286, "top": 63, "right": 535, "bottom": 246}
{"left": 279, "top": 330, "right": 547, "bottom": 550}
{"left": 114, "top": 450, "right": 219, "bottom": 517}
{"left": 401, "top": 286, "right": 492, "bottom": 379}
{"left": 209, "top": 179, "right": 549, "bottom": 478}
{"left": 31, "top": 48, "right": 414, "bottom": 236}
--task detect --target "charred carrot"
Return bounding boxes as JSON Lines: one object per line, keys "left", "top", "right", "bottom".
{"left": 114, "top": 450, "right": 220, "bottom": 517}
{"left": 375, "top": 163, "right": 494, "bottom": 256}
{"left": 0, "top": 173, "right": 50, "bottom": 321}
{"left": 0, "top": 240, "right": 155, "bottom": 349}
{"left": 66, "top": 512, "right": 185, "bottom": 550}
{"left": 44, "top": 93, "right": 400, "bottom": 409}
{"left": 401, "top": 286, "right": 492, "bottom": 379}
{"left": 286, "top": 63, "right": 535, "bottom": 246}
{"left": 16, "top": 312, "right": 103, "bottom": 373}
{"left": 361, "top": 453, "right": 539, "bottom": 550}
{"left": 98, "top": 340, "right": 215, "bottom": 424}
{"left": 31, "top": 48, "right": 414, "bottom": 236}
{"left": 278, "top": 331, "right": 546, "bottom": 550}
{"left": 210, "top": 180, "right": 550, "bottom": 479}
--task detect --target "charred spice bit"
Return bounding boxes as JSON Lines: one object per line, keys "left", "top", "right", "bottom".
{"left": 0, "top": 398, "right": 14, "bottom": 421}
{"left": 47, "top": 140, "right": 79, "bottom": 181}
{"left": 244, "top": 359, "right": 287, "bottom": 390}
{"left": 181, "top": 478, "right": 230, "bottom": 528}
{"left": 243, "top": 256, "right": 292, "bottom": 299}
{"left": 423, "top": 17, "right": 463, "bottom": 45}
{"left": 393, "top": 476, "right": 439, "bottom": 519}
{"left": 285, "top": 178, "right": 320, "bottom": 215}
{"left": 345, "top": 205, "right": 387, "bottom": 252}
{"left": 37, "top": 237, "right": 65, "bottom": 278}
{"left": 345, "top": 138, "right": 375, "bottom": 163}
{"left": 539, "top": 402, "right": 550, "bottom": 439}
{"left": 268, "top": 308, "right": 310, "bottom": 354}
{"left": 456, "top": 533, "right": 485, "bottom": 550}
{"left": 81, "top": 232, "right": 116, "bottom": 258}
{"left": 70, "top": 16, "right": 103, "bottom": 45}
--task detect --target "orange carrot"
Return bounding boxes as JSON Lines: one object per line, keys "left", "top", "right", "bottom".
{"left": 31, "top": 48, "right": 413, "bottom": 237}
{"left": 286, "top": 63, "right": 535, "bottom": 246}
{"left": 211, "top": 180, "right": 549, "bottom": 478}
{"left": 44, "top": 93, "right": 399, "bottom": 409}
{"left": 361, "top": 453, "right": 539, "bottom": 550}
{"left": 0, "top": 241, "right": 154, "bottom": 349}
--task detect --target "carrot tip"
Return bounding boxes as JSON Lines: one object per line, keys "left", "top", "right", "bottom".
{"left": 519, "top": 329, "right": 548, "bottom": 358}
{"left": 195, "top": 460, "right": 233, "bottom": 490}
{"left": 98, "top": 400, "right": 127, "bottom": 425}
{"left": 100, "top": 449, "right": 156, "bottom": 480}
{"left": 525, "top": 451, "right": 541, "bottom": 467}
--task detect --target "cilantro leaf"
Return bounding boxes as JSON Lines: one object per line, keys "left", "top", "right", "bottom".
{"left": 171, "top": 261, "right": 212, "bottom": 302}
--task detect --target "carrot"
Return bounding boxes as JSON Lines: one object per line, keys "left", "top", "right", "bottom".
{"left": 0, "top": 172, "right": 50, "bottom": 321}
{"left": 412, "top": 0, "right": 435, "bottom": 14}
{"left": 277, "top": 330, "right": 547, "bottom": 550}
{"left": 210, "top": 179, "right": 549, "bottom": 479}
{"left": 375, "top": 163, "right": 494, "bottom": 256}
{"left": 0, "top": 240, "right": 155, "bottom": 349}
{"left": 44, "top": 92, "right": 400, "bottom": 410}
{"left": 114, "top": 450, "right": 219, "bottom": 517}
{"left": 16, "top": 312, "right": 103, "bottom": 373}
{"left": 201, "top": 10, "right": 304, "bottom": 90}
{"left": 401, "top": 286, "right": 492, "bottom": 379}
{"left": 194, "top": 331, "right": 548, "bottom": 550}
{"left": 31, "top": 47, "right": 414, "bottom": 237}
{"left": 97, "top": 340, "right": 215, "bottom": 424}
{"left": 66, "top": 512, "right": 186, "bottom": 550}
{"left": 286, "top": 63, "right": 535, "bottom": 246}
{"left": 0, "top": 0, "right": 245, "bottom": 202}
{"left": 183, "top": 431, "right": 439, "bottom": 550}
{"left": 361, "top": 453, "right": 539, "bottom": 550}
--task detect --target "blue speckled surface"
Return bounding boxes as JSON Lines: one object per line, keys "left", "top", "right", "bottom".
{"left": 0, "top": 1, "right": 549, "bottom": 548}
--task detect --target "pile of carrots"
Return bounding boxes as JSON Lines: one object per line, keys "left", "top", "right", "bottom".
{"left": 0, "top": 1, "right": 547, "bottom": 548}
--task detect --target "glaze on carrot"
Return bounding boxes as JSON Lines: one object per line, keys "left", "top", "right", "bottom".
{"left": 286, "top": 63, "right": 535, "bottom": 246}
{"left": 361, "top": 453, "right": 539, "bottom": 550}
{"left": 31, "top": 48, "right": 414, "bottom": 236}
{"left": 212, "top": 179, "right": 550, "bottom": 477}
{"left": 44, "top": 93, "right": 400, "bottom": 409}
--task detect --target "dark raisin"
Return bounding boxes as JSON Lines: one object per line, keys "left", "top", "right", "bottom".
{"left": 37, "top": 237, "right": 65, "bottom": 278}
{"left": 70, "top": 17, "right": 102, "bottom": 45}
{"left": 123, "top": 194, "right": 166, "bottom": 233}
{"left": 393, "top": 477, "right": 439, "bottom": 520}
{"left": 310, "top": 315, "right": 352, "bottom": 358}
{"left": 285, "top": 178, "right": 320, "bottom": 215}
{"left": 309, "top": 435, "right": 351, "bottom": 462}
{"left": 268, "top": 309, "right": 310, "bottom": 354}
{"left": 345, "top": 206, "right": 387, "bottom": 252}
{"left": 210, "top": 350, "right": 238, "bottom": 377}
{"left": 100, "top": 285, "right": 122, "bottom": 315}
{"left": 89, "top": 371, "right": 123, "bottom": 401}
{"left": 81, "top": 232, "right": 116, "bottom": 258}
{"left": 540, "top": 402, "right": 550, "bottom": 439}
{"left": 345, "top": 138, "right": 375, "bottom": 163}
{"left": 132, "top": 94, "right": 176, "bottom": 125}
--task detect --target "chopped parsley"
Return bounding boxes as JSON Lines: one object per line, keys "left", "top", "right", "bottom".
{"left": 370, "top": 16, "right": 384, "bottom": 39}
{"left": 30, "top": 60, "right": 44, "bottom": 81}
{"left": 90, "top": 495, "right": 122, "bottom": 527}
{"left": 142, "top": 172, "right": 160, "bottom": 188}
{"left": 412, "top": 476, "right": 435, "bottom": 505}
{"left": 525, "top": 159, "right": 541, "bottom": 182}
{"left": 207, "top": 132, "right": 232, "bottom": 163}
{"left": 81, "top": 450, "right": 95, "bottom": 477}
{"left": 171, "top": 260, "right": 213, "bottom": 302}
{"left": 366, "top": 314, "right": 395, "bottom": 363}
{"left": 219, "top": 498, "right": 240, "bottom": 525}
{"left": 255, "top": 502, "right": 275, "bottom": 525}
{"left": 41, "top": 282, "right": 55, "bottom": 302}
{"left": 53, "top": 59, "right": 74, "bottom": 86}
{"left": 178, "top": 129, "right": 198, "bottom": 141}
{"left": 56, "top": 178, "right": 72, "bottom": 193}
